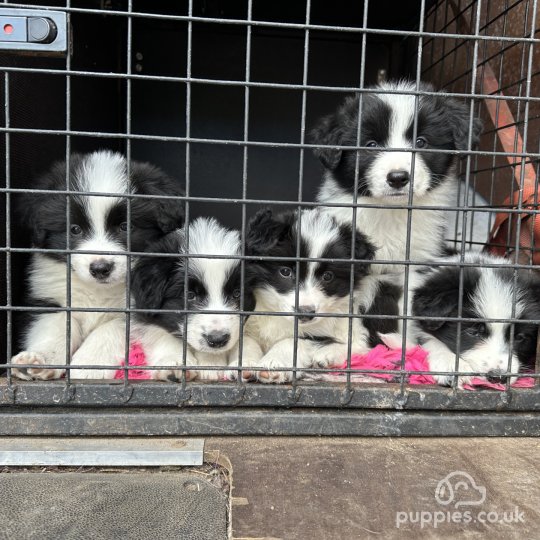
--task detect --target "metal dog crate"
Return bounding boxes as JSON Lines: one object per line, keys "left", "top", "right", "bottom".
{"left": 1, "top": 0, "right": 540, "bottom": 436}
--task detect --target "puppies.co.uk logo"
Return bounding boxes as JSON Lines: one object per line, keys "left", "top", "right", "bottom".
{"left": 434, "top": 471, "right": 486, "bottom": 508}
{"left": 395, "top": 471, "right": 525, "bottom": 529}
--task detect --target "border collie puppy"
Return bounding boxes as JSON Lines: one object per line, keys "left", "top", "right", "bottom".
{"left": 311, "top": 80, "right": 483, "bottom": 274}
{"left": 131, "top": 217, "right": 263, "bottom": 380}
{"left": 407, "top": 253, "right": 540, "bottom": 386}
{"left": 245, "top": 208, "right": 375, "bottom": 383}
{"left": 11, "top": 150, "right": 184, "bottom": 380}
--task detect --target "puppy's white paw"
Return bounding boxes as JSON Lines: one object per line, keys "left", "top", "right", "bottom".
{"left": 10, "top": 351, "right": 65, "bottom": 380}
{"left": 433, "top": 359, "right": 474, "bottom": 388}
{"left": 222, "top": 368, "right": 257, "bottom": 381}
{"left": 257, "top": 350, "right": 297, "bottom": 384}
{"left": 312, "top": 345, "right": 349, "bottom": 369}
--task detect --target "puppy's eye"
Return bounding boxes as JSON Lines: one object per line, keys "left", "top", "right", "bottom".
{"left": 232, "top": 289, "right": 241, "bottom": 299}
{"left": 365, "top": 140, "right": 378, "bottom": 148}
{"left": 467, "top": 322, "right": 487, "bottom": 337}
{"left": 513, "top": 332, "right": 526, "bottom": 343}
{"left": 279, "top": 267, "right": 293, "bottom": 278}
{"left": 119, "top": 222, "right": 128, "bottom": 232}
{"left": 186, "top": 291, "right": 196, "bottom": 301}
{"left": 70, "top": 224, "right": 82, "bottom": 235}
{"left": 415, "top": 137, "right": 428, "bottom": 149}
{"left": 322, "top": 271, "right": 334, "bottom": 282}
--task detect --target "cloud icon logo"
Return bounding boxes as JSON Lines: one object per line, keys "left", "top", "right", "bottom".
{"left": 435, "top": 471, "right": 486, "bottom": 508}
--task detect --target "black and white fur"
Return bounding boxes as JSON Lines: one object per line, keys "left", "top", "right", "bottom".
{"left": 11, "top": 150, "right": 184, "bottom": 380}
{"left": 245, "top": 208, "right": 375, "bottom": 383}
{"left": 131, "top": 217, "right": 263, "bottom": 380}
{"left": 311, "top": 80, "right": 483, "bottom": 274}
{"left": 404, "top": 253, "right": 540, "bottom": 386}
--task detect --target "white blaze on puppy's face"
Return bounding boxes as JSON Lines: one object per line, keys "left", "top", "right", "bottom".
{"left": 366, "top": 87, "right": 432, "bottom": 199}
{"left": 180, "top": 218, "right": 243, "bottom": 354}
{"left": 252, "top": 209, "right": 369, "bottom": 328}
{"left": 461, "top": 270, "right": 525, "bottom": 375}
{"left": 69, "top": 152, "right": 130, "bottom": 285}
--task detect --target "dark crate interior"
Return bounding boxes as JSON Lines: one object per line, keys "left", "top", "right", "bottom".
{"left": 0, "top": 0, "right": 429, "bottom": 356}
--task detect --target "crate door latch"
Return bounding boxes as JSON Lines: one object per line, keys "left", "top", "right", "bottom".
{"left": 0, "top": 8, "right": 67, "bottom": 55}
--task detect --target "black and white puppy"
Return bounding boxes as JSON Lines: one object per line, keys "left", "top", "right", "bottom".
{"left": 311, "top": 80, "right": 483, "bottom": 273}
{"left": 132, "top": 217, "right": 263, "bottom": 380}
{"left": 407, "top": 253, "right": 540, "bottom": 386}
{"left": 12, "top": 150, "right": 184, "bottom": 380}
{"left": 245, "top": 208, "right": 375, "bottom": 383}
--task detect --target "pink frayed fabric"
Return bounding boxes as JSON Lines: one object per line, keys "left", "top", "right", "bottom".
{"left": 343, "top": 344, "right": 436, "bottom": 384}
{"left": 113, "top": 343, "right": 152, "bottom": 380}
{"left": 343, "top": 345, "right": 535, "bottom": 390}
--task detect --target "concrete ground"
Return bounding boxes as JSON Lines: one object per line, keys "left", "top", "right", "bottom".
{"left": 209, "top": 437, "right": 540, "bottom": 540}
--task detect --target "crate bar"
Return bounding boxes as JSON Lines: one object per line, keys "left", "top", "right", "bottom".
{"left": 453, "top": 0, "right": 482, "bottom": 391}
{"left": 4, "top": 2, "right": 540, "bottom": 45}
{"left": 63, "top": 0, "right": 73, "bottom": 386}
{"left": 291, "top": 0, "right": 312, "bottom": 391}
{"left": 122, "top": 0, "right": 133, "bottom": 385}
{"left": 5, "top": 65, "right": 540, "bottom": 103}
{"left": 181, "top": 0, "right": 194, "bottom": 386}
{"left": 4, "top": 18, "right": 12, "bottom": 389}
{"left": 2, "top": 382, "right": 540, "bottom": 411}
{"left": 235, "top": 0, "right": 253, "bottom": 385}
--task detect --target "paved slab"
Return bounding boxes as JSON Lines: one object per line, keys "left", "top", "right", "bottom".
{"left": 208, "top": 437, "right": 540, "bottom": 539}
{"left": 0, "top": 470, "right": 228, "bottom": 540}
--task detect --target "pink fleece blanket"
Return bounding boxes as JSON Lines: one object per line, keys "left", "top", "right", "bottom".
{"left": 114, "top": 342, "right": 535, "bottom": 390}
{"left": 113, "top": 343, "right": 152, "bottom": 380}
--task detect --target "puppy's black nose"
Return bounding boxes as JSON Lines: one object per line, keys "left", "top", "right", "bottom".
{"left": 386, "top": 170, "right": 410, "bottom": 189}
{"left": 204, "top": 331, "right": 231, "bottom": 349}
{"left": 89, "top": 260, "right": 114, "bottom": 280}
{"left": 298, "top": 305, "right": 316, "bottom": 322}
{"left": 487, "top": 369, "right": 508, "bottom": 384}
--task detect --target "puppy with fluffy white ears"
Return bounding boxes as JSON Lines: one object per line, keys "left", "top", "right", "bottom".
{"left": 311, "top": 80, "right": 483, "bottom": 274}
{"left": 131, "top": 217, "right": 263, "bottom": 381}
{"left": 392, "top": 252, "right": 540, "bottom": 387}
{"left": 244, "top": 208, "right": 376, "bottom": 383}
{"left": 11, "top": 150, "right": 184, "bottom": 380}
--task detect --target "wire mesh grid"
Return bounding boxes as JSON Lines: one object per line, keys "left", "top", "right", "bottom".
{"left": 1, "top": 0, "right": 540, "bottom": 434}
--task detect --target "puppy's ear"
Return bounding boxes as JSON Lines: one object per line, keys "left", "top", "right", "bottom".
{"left": 338, "top": 224, "right": 376, "bottom": 276}
{"left": 131, "top": 162, "right": 185, "bottom": 234}
{"left": 445, "top": 98, "right": 483, "bottom": 150}
{"left": 132, "top": 257, "right": 172, "bottom": 312}
{"left": 522, "top": 273, "right": 540, "bottom": 317}
{"left": 155, "top": 199, "right": 185, "bottom": 234}
{"left": 310, "top": 113, "right": 346, "bottom": 170}
{"left": 354, "top": 230, "right": 376, "bottom": 263}
{"left": 132, "top": 235, "right": 180, "bottom": 313}
{"left": 246, "top": 209, "right": 291, "bottom": 255}
{"left": 412, "top": 280, "right": 458, "bottom": 332}
{"left": 17, "top": 193, "right": 47, "bottom": 247}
